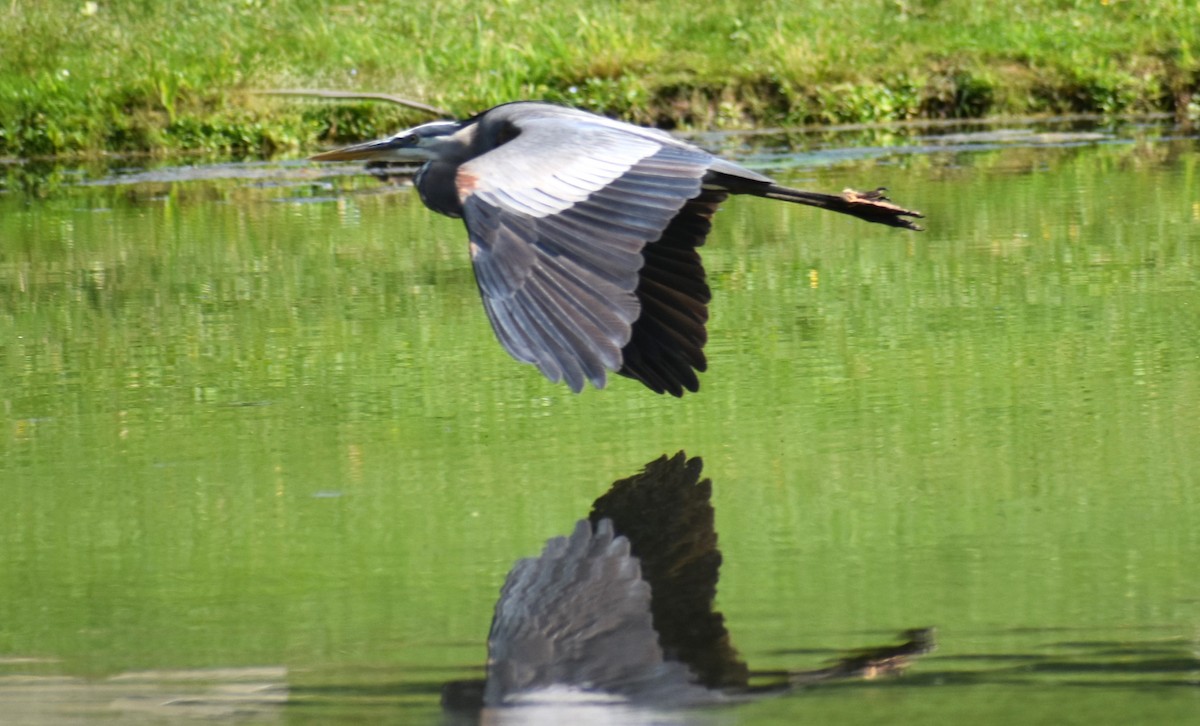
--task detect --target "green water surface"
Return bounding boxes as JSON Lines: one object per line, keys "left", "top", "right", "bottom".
{"left": 2, "top": 125, "right": 1198, "bottom": 723}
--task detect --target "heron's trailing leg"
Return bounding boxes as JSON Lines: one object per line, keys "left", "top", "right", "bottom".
{"left": 758, "top": 185, "right": 925, "bottom": 231}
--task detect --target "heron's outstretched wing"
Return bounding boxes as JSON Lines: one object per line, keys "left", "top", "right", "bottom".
{"left": 484, "top": 518, "right": 703, "bottom": 705}
{"left": 617, "top": 189, "right": 726, "bottom": 396}
{"left": 458, "top": 111, "right": 714, "bottom": 392}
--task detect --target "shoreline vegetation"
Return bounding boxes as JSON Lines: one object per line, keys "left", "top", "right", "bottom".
{"left": 2, "top": 1, "right": 1197, "bottom": 159}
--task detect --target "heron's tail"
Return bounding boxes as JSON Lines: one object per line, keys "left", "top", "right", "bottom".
{"left": 759, "top": 185, "right": 924, "bottom": 231}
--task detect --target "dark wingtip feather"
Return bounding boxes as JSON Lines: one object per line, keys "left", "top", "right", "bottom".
{"left": 618, "top": 190, "right": 726, "bottom": 396}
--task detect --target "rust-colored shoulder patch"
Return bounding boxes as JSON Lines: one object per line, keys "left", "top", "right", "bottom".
{"left": 456, "top": 168, "right": 480, "bottom": 201}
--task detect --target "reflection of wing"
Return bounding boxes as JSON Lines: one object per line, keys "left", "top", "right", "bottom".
{"left": 589, "top": 452, "right": 749, "bottom": 690}
{"left": 459, "top": 107, "right": 714, "bottom": 392}
{"left": 484, "top": 518, "right": 703, "bottom": 705}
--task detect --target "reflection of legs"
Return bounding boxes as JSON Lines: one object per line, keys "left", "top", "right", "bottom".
{"left": 781, "top": 628, "right": 938, "bottom": 688}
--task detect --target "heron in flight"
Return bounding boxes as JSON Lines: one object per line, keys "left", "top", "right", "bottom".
{"left": 312, "top": 102, "right": 923, "bottom": 396}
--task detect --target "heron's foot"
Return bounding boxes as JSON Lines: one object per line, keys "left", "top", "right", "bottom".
{"left": 838, "top": 627, "right": 937, "bottom": 680}
{"left": 842, "top": 187, "right": 925, "bottom": 231}
{"left": 786, "top": 627, "right": 937, "bottom": 687}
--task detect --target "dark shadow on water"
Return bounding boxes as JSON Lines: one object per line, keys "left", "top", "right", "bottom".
{"left": 440, "top": 452, "right": 935, "bottom": 724}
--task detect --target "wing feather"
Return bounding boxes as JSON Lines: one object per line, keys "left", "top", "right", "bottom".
{"left": 533, "top": 255, "right": 631, "bottom": 348}
{"left": 512, "top": 278, "right": 595, "bottom": 391}
{"left": 462, "top": 112, "right": 715, "bottom": 390}
{"left": 464, "top": 121, "right": 662, "bottom": 218}
{"left": 616, "top": 190, "right": 727, "bottom": 395}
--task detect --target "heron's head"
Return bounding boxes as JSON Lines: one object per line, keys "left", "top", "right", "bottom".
{"left": 310, "top": 120, "right": 464, "bottom": 163}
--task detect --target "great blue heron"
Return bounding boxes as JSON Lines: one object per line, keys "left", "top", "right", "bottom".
{"left": 312, "top": 102, "right": 923, "bottom": 396}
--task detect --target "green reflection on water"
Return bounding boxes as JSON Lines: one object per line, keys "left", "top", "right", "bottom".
{"left": 1, "top": 136, "right": 1198, "bottom": 722}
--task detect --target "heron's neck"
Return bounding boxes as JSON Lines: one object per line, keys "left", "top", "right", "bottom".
{"left": 414, "top": 161, "right": 464, "bottom": 218}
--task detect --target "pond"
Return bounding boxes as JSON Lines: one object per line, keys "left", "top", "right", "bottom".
{"left": 2, "top": 118, "right": 1198, "bottom": 724}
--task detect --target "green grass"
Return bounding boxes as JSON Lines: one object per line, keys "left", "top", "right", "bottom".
{"left": 2, "top": 0, "right": 1198, "bottom": 157}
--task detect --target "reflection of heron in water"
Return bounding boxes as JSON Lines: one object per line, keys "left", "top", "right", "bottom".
{"left": 442, "top": 453, "right": 934, "bottom": 718}
{"left": 313, "top": 103, "right": 923, "bottom": 396}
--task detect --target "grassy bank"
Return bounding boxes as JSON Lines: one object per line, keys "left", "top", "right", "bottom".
{"left": 2, "top": 0, "right": 1197, "bottom": 158}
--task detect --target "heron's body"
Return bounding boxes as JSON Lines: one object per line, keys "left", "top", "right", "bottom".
{"left": 313, "top": 102, "right": 922, "bottom": 395}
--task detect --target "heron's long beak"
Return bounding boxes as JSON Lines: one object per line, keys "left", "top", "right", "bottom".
{"left": 310, "top": 137, "right": 426, "bottom": 162}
